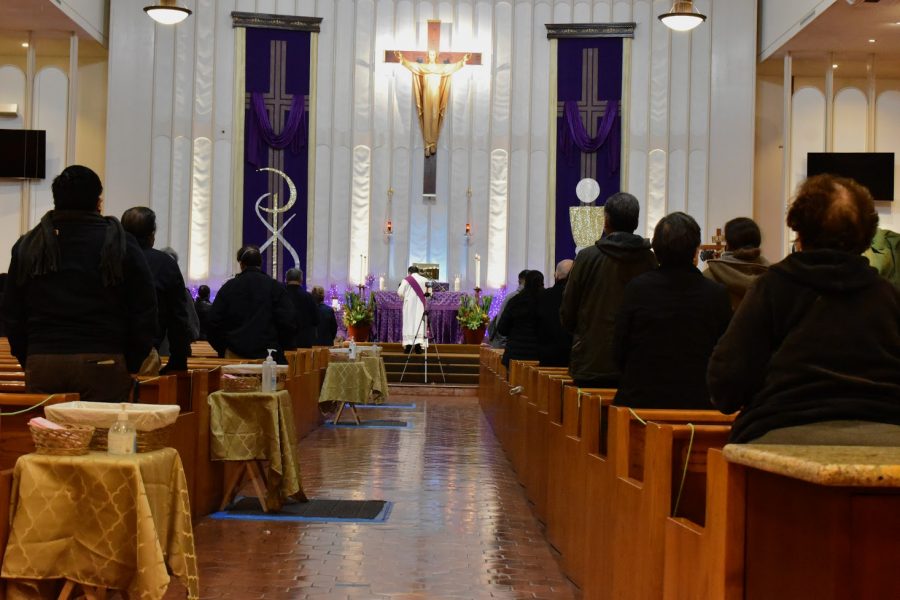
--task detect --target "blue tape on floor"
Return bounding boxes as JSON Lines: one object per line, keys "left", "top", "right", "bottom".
{"left": 209, "top": 501, "right": 394, "bottom": 524}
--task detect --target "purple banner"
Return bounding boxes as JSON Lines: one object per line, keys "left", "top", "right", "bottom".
{"left": 555, "top": 37, "right": 624, "bottom": 263}
{"left": 243, "top": 28, "right": 311, "bottom": 281}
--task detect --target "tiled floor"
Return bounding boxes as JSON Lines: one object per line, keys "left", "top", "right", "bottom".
{"left": 172, "top": 395, "right": 579, "bottom": 599}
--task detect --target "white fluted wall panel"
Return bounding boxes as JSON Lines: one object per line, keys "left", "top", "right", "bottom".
{"left": 0, "top": 65, "right": 25, "bottom": 265}
{"left": 875, "top": 90, "right": 900, "bottom": 231}
{"left": 833, "top": 88, "right": 867, "bottom": 153}
{"left": 487, "top": 149, "right": 508, "bottom": 288}
{"left": 350, "top": 145, "right": 372, "bottom": 285}
{"left": 790, "top": 87, "right": 826, "bottom": 197}
{"left": 30, "top": 68, "right": 69, "bottom": 227}
{"left": 105, "top": 0, "right": 758, "bottom": 290}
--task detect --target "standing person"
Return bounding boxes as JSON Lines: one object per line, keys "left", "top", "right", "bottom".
{"left": 613, "top": 213, "right": 732, "bottom": 409}
{"left": 207, "top": 245, "right": 296, "bottom": 361}
{"left": 497, "top": 270, "right": 545, "bottom": 367}
{"left": 487, "top": 270, "right": 529, "bottom": 348}
{"left": 1, "top": 165, "right": 157, "bottom": 402}
{"left": 560, "top": 192, "right": 658, "bottom": 388}
{"left": 397, "top": 266, "right": 429, "bottom": 353}
{"left": 708, "top": 175, "right": 900, "bottom": 444}
{"left": 194, "top": 285, "right": 213, "bottom": 341}
{"left": 285, "top": 268, "right": 319, "bottom": 348}
{"left": 703, "top": 217, "right": 770, "bottom": 310}
{"left": 121, "top": 207, "right": 194, "bottom": 374}
{"left": 537, "top": 260, "right": 574, "bottom": 367}
{"left": 311, "top": 286, "right": 338, "bottom": 346}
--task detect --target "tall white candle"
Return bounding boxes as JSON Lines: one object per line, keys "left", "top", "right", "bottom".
{"left": 378, "top": 275, "right": 385, "bottom": 291}
{"left": 453, "top": 275, "right": 461, "bottom": 292}
{"left": 474, "top": 254, "right": 481, "bottom": 289}
{"left": 359, "top": 254, "right": 364, "bottom": 286}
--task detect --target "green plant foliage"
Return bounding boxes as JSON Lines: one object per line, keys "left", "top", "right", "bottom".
{"left": 342, "top": 290, "right": 375, "bottom": 327}
{"left": 456, "top": 294, "right": 493, "bottom": 331}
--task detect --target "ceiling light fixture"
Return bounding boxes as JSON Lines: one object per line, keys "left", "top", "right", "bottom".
{"left": 658, "top": 0, "right": 707, "bottom": 32}
{"left": 833, "top": 64, "right": 839, "bottom": 69}
{"left": 869, "top": 39, "right": 876, "bottom": 43}
{"left": 21, "top": 42, "right": 28, "bottom": 48}
{"left": 144, "top": 0, "right": 192, "bottom": 25}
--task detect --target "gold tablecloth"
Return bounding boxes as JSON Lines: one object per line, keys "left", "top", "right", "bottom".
{"left": 318, "top": 358, "right": 388, "bottom": 406}
{"left": 1, "top": 449, "right": 199, "bottom": 600}
{"left": 207, "top": 390, "right": 303, "bottom": 510}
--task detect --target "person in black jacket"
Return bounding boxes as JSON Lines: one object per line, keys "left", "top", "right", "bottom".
{"left": 311, "top": 285, "right": 338, "bottom": 346}
{"left": 121, "top": 207, "right": 194, "bottom": 374}
{"left": 208, "top": 245, "right": 296, "bottom": 362}
{"left": 613, "top": 212, "right": 732, "bottom": 409}
{"left": 285, "top": 268, "right": 319, "bottom": 348}
{"left": 708, "top": 175, "right": 900, "bottom": 444}
{"left": 1, "top": 165, "right": 157, "bottom": 402}
{"left": 194, "top": 285, "right": 213, "bottom": 341}
{"left": 497, "top": 270, "right": 545, "bottom": 367}
{"left": 560, "top": 193, "right": 658, "bottom": 387}
{"left": 537, "top": 260, "right": 573, "bottom": 367}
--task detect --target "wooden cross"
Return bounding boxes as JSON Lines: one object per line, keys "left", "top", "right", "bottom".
{"left": 385, "top": 20, "right": 482, "bottom": 195}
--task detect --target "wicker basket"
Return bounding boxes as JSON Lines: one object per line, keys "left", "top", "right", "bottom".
{"left": 30, "top": 424, "right": 95, "bottom": 456}
{"left": 89, "top": 423, "right": 174, "bottom": 453}
{"left": 221, "top": 364, "right": 288, "bottom": 392}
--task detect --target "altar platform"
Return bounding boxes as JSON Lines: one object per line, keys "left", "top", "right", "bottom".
{"left": 361, "top": 343, "right": 481, "bottom": 386}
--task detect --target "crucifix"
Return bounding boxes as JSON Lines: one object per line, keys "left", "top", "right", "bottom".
{"left": 557, "top": 47, "right": 619, "bottom": 181}
{"left": 386, "top": 20, "right": 482, "bottom": 197}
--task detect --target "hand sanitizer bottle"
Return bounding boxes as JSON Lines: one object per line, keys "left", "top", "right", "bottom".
{"left": 108, "top": 403, "right": 136, "bottom": 455}
{"left": 261, "top": 348, "right": 278, "bottom": 392}
{"left": 348, "top": 336, "right": 357, "bottom": 361}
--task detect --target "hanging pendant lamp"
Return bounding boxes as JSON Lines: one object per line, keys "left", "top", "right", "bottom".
{"left": 144, "top": 0, "right": 192, "bottom": 25}
{"left": 658, "top": 0, "right": 707, "bottom": 32}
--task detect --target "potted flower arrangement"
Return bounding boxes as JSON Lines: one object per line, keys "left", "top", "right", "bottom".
{"left": 456, "top": 293, "right": 493, "bottom": 344}
{"left": 342, "top": 290, "right": 375, "bottom": 342}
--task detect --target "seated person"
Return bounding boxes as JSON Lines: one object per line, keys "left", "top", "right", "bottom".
{"left": 497, "top": 270, "right": 545, "bottom": 368}
{"left": 708, "top": 175, "right": 900, "bottom": 444}
{"left": 613, "top": 212, "right": 731, "bottom": 409}
{"left": 703, "top": 216, "right": 770, "bottom": 310}
{"left": 207, "top": 246, "right": 296, "bottom": 362}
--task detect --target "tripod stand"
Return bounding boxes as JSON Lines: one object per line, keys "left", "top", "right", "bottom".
{"left": 399, "top": 300, "right": 446, "bottom": 384}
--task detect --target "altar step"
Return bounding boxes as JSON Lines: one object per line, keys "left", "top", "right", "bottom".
{"left": 370, "top": 343, "right": 481, "bottom": 385}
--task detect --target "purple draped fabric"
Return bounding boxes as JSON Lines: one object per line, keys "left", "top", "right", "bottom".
{"left": 246, "top": 92, "right": 308, "bottom": 168}
{"left": 559, "top": 99, "right": 620, "bottom": 174}
{"left": 372, "top": 291, "right": 465, "bottom": 344}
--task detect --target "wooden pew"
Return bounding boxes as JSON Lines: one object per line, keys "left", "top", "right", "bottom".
{"left": 0, "top": 393, "right": 80, "bottom": 471}
{"left": 506, "top": 360, "right": 539, "bottom": 477}
{"left": 586, "top": 407, "right": 733, "bottom": 599}
{"left": 665, "top": 444, "right": 900, "bottom": 600}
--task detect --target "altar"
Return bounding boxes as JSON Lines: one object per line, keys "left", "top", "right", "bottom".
{"left": 372, "top": 290, "right": 465, "bottom": 344}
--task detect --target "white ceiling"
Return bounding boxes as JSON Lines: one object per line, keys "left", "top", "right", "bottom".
{"left": 0, "top": 0, "right": 106, "bottom": 59}
{"left": 763, "top": 0, "right": 900, "bottom": 77}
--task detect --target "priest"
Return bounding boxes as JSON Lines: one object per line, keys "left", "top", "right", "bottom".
{"left": 397, "top": 265, "right": 429, "bottom": 353}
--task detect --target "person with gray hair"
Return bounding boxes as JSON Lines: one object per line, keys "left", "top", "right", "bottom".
{"left": 537, "top": 260, "right": 574, "bottom": 367}
{"left": 285, "top": 267, "right": 319, "bottom": 348}
{"left": 612, "top": 212, "right": 731, "bottom": 409}
{"left": 121, "top": 206, "right": 194, "bottom": 374}
{"left": 560, "top": 192, "right": 658, "bottom": 387}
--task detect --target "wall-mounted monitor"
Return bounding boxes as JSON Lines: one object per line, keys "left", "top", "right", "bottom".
{"left": 807, "top": 152, "right": 894, "bottom": 201}
{"left": 0, "top": 129, "right": 46, "bottom": 179}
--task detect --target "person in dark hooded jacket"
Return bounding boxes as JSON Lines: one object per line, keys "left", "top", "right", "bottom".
{"left": 703, "top": 217, "right": 770, "bottom": 311}
{"left": 708, "top": 174, "right": 900, "bottom": 444}
{"left": 560, "top": 192, "right": 658, "bottom": 387}
{"left": 497, "top": 270, "right": 544, "bottom": 367}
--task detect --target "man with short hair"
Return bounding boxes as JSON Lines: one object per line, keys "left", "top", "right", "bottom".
{"left": 703, "top": 217, "right": 770, "bottom": 310}
{"left": 121, "top": 207, "right": 194, "bottom": 374}
{"left": 397, "top": 265, "right": 429, "bottom": 353}
{"left": 207, "top": 246, "right": 296, "bottom": 361}
{"left": 195, "top": 285, "right": 213, "bottom": 341}
{"left": 285, "top": 268, "right": 319, "bottom": 348}
{"left": 613, "top": 212, "right": 732, "bottom": 409}
{"left": 1, "top": 165, "right": 157, "bottom": 402}
{"left": 560, "top": 192, "right": 658, "bottom": 388}
{"left": 487, "top": 269, "right": 529, "bottom": 349}
{"left": 537, "top": 260, "right": 574, "bottom": 367}
{"left": 311, "top": 285, "right": 338, "bottom": 346}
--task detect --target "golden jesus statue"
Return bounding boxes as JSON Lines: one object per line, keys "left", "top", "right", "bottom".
{"left": 396, "top": 50, "right": 470, "bottom": 157}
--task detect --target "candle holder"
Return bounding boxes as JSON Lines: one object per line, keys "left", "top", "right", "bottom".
{"left": 464, "top": 223, "right": 471, "bottom": 238}
{"left": 474, "top": 286, "right": 482, "bottom": 300}
{"left": 384, "top": 219, "right": 393, "bottom": 236}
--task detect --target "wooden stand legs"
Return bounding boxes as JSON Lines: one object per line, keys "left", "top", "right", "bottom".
{"left": 219, "top": 460, "right": 269, "bottom": 512}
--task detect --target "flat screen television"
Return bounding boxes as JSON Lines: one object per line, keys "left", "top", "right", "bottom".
{"left": 0, "top": 129, "right": 46, "bottom": 179}
{"left": 807, "top": 152, "right": 894, "bottom": 201}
